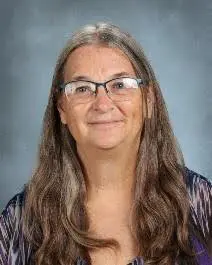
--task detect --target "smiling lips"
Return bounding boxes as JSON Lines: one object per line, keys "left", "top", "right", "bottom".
{"left": 89, "top": 120, "right": 123, "bottom": 124}
{"left": 88, "top": 120, "right": 124, "bottom": 128}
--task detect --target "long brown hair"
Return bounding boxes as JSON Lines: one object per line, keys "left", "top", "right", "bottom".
{"left": 22, "top": 22, "right": 198, "bottom": 265}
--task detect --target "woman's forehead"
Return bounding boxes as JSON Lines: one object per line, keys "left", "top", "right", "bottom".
{"left": 63, "top": 44, "right": 136, "bottom": 82}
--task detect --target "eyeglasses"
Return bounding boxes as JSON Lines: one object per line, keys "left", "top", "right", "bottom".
{"left": 59, "top": 77, "right": 147, "bottom": 104}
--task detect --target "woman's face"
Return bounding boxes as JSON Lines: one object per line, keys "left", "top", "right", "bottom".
{"left": 58, "top": 44, "right": 145, "bottom": 150}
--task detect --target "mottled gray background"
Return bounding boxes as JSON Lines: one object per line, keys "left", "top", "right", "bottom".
{"left": 0, "top": 0, "right": 212, "bottom": 211}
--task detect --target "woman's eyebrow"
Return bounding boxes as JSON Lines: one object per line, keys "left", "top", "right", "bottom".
{"left": 71, "top": 72, "right": 133, "bottom": 82}
{"left": 71, "top": 75, "right": 91, "bottom": 81}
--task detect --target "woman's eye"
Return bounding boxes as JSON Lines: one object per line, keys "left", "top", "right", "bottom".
{"left": 75, "top": 86, "right": 90, "bottom": 93}
{"left": 112, "top": 82, "right": 125, "bottom": 89}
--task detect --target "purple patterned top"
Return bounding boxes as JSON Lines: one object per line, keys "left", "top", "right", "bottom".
{"left": 0, "top": 168, "right": 212, "bottom": 265}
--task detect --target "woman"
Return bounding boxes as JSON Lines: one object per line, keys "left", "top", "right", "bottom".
{"left": 0, "top": 22, "right": 211, "bottom": 265}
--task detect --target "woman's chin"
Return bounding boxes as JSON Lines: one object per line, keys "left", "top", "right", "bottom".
{"left": 89, "top": 138, "right": 124, "bottom": 150}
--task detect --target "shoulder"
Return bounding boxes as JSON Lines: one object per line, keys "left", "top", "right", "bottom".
{"left": 184, "top": 167, "right": 212, "bottom": 192}
{"left": 2, "top": 186, "right": 26, "bottom": 209}
{"left": 184, "top": 167, "right": 212, "bottom": 211}
{"left": 1, "top": 186, "right": 26, "bottom": 224}
{"left": 0, "top": 186, "right": 28, "bottom": 265}
{"left": 184, "top": 167, "right": 212, "bottom": 240}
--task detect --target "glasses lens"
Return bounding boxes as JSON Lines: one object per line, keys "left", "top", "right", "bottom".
{"left": 107, "top": 77, "right": 139, "bottom": 100}
{"left": 63, "top": 78, "right": 141, "bottom": 103}
{"left": 65, "top": 81, "right": 95, "bottom": 103}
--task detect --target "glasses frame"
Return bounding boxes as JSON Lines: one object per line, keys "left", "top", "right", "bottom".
{"left": 59, "top": 77, "right": 147, "bottom": 95}
{"left": 59, "top": 77, "right": 148, "bottom": 104}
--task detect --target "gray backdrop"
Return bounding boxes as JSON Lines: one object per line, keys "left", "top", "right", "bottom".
{"left": 0, "top": 0, "right": 212, "bottom": 211}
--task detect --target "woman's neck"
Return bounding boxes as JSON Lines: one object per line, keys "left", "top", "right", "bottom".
{"left": 77, "top": 142, "right": 139, "bottom": 202}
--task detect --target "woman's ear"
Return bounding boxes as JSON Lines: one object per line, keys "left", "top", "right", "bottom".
{"left": 57, "top": 96, "right": 68, "bottom": 125}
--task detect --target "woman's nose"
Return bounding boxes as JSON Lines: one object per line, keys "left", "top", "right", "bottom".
{"left": 92, "top": 85, "right": 114, "bottom": 112}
